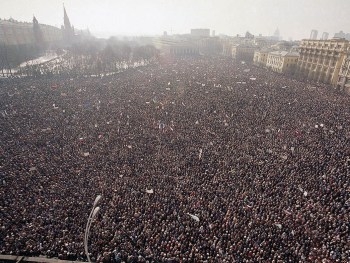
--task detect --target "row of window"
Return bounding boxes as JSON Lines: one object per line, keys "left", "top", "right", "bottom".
{"left": 299, "top": 64, "right": 335, "bottom": 72}
{"left": 285, "top": 58, "right": 298, "bottom": 62}
{"left": 304, "top": 42, "right": 344, "bottom": 49}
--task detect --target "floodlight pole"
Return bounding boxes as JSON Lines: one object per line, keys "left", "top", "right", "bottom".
{"left": 84, "top": 195, "right": 102, "bottom": 263}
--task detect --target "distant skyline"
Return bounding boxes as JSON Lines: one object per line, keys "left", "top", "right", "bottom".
{"left": 0, "top": 0, "right": 349, "bottom": 40}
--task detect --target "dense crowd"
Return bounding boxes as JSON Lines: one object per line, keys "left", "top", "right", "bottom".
{"left": 0, "top": 57, "right": 349, "bottom": 262}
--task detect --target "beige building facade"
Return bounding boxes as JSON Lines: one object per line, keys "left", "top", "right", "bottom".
{"left": 0, "top": 19, "right": 62, "bottom": 46}
{"left": 266, "top": 51, "right": 299, "bottom": 74}
{"left": 295, "top": 38, "right": 349, "bottom": 85}
{"left": 336, "top": 50, "right": 350, "bottom": 94}
{"left": 253, "top": 49, "right": 270, "bottom": 67}
{"left": 152, "top": 37, "right": 199, "bottom": 57}
{"left": 231, "top": 44, "right": 256, "bottom": 62}
{"left": 0, "top": 20, "right": 35, "bottom": 46}
{"left": 222, "top": 39, "right": 234, "bottom": 57}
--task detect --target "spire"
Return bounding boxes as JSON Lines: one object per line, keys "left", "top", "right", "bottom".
{"left": 62, "top": 4, "right": 74, "bottom": 45}
{"left": 33, "top": 15, "right": 38, "bottom": 25}
{"left": 63, "top": 4, "right": 71, "bottom": 30}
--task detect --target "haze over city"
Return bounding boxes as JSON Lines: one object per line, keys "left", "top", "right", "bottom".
{"left": 1, "top": 0, "right": 350, "bottom": 39}
{"left": 1, "top": 0, "right": 350, "bottom": 262}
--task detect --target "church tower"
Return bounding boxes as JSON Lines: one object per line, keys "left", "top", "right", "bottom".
{"left": 64, "top": 6, "right": 72, "bottom": 31}
{"left": 62, "top": 5, "right": 74, "bottom": 45}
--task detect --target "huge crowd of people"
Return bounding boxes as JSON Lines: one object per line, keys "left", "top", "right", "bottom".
{"left": 0, "top": 56, "right": 349, "bottom": 262}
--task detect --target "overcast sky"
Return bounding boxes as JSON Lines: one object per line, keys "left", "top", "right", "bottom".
{"left": 0, "top": 0, "right": 349, "bottom": 40}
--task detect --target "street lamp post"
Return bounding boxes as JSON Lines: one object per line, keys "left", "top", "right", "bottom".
{"left": 84, "top": 195, "right": 102, "bottom": 263}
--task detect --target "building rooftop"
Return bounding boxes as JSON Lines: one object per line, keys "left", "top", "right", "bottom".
{"left": 0, "top": 19, "right": 32, "bottom": 28}
{"left": 301, "top": 38, "right": 349, "bottom": 42}
{"left": 269, "top": 50, "right": 299, "bottom": 57}
{"left": 0, "top": 18, "right": 60, "bottom": 31}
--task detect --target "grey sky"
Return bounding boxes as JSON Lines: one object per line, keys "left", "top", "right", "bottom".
{"left": 0, "top": 0, "right": 349, "bottom": 40}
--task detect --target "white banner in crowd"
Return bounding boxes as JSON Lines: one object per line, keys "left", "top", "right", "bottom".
{"left": 187, "top": 213, "right": 200, "bottom": 222}
{"left": 274, "top": 223, "right": 282, "bottom": 229}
